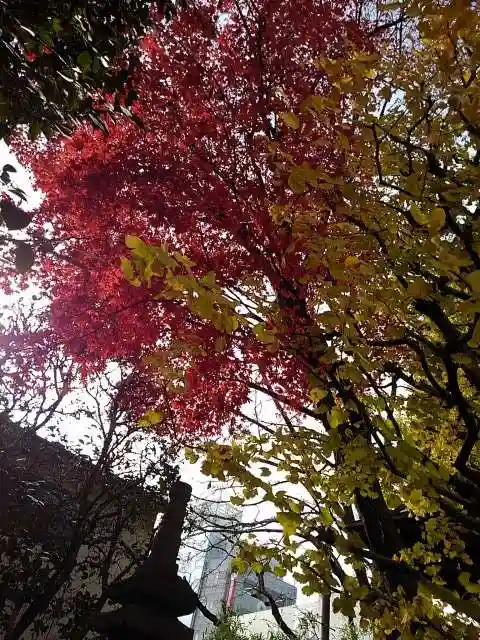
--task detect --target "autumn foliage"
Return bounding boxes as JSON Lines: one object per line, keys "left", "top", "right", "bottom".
{"left": 9, "top": 0, "right": 480, "bottom": 637}
{"left": 13, "top": 0, "right": 366, "bottom": 436}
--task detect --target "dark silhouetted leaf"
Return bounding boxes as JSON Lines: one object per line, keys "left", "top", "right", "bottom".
{"left": 14, "top": 242, "right": 35, "bottom": 273}
{"left": 1, "top": 201, "right": 32, "bottom": 229}
{"left": 10, "top": 187, "right": 27, "bottom": 202}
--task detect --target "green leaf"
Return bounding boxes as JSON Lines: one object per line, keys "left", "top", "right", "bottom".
{"left": 125, "top": 234, "right": 143, "bottom": 250}
{"left": 28, "top": 119, "right": 42, "bottom": 140}
{"left": 277, "top": 511, "right": 301, "bottom": 536}
{"left": 184, "top": 447, "right": 199, "bottom": 464}
{"left": 338, "top": 364, "right": 364, "bottom": 384}
{"left": 273, "top": 564, "right": 287, "bottom": 578}
{"left": 253, "top": 323, "right": 276, "bottom": 344}
{"left": 321, "top": 507, "right": 334, "bottom": 526}
{"left": 125, "top": 90, "right": 139, "bottom": 107}
{"left": 51, "top": 18, "right": 62, "bottom": 33}
{"left": 459, "top": 572, "right": 480, "bottom": 594}
{"left": 411, "top": 203, "right": 428, "bottom": 227}
{"left": 174, "top": 251, "right": 196, "bottom": 268}
{"left": 328, "top": 406, "right": 345, "bottom": 429}
{"left": 407, "top": 279, "right": 432, "bottom": 299}
{"left": 77, "top": 51, "right": 92, "bottom": 71}
{"left": 379, "top": 1, "right": 405, "bottom": 9}
{"left": 222, "top": 314, "right": 239, "bottom": 335}
{"left": 409, "top": 489, "right": 423, "bottom": 504}
{"left": 419, "top": 581, "right": 480, "bottom": 624}
{"left": 215, "top": 335, "right": 227, "bottom": 352}
{"left": 231, "top": 557, "right": 248, "bottom": 574}
{"left": 288, "top": 167, "right": 308, "bottom": 194}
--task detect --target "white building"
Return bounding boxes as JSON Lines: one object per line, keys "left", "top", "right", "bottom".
{"left": 240, "top": 598, "right": 369, "bottom": 640}
{"left": 240, "top": 599, "right": 352, "bottom": 639}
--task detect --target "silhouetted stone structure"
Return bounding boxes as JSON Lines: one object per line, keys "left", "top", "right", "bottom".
{"left": 94, "top": 480, "right": 197, "bottom": 639}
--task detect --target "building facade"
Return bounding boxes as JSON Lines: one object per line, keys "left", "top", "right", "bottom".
{"left": 0, "top": 422, "right": 163, "bottom": 639}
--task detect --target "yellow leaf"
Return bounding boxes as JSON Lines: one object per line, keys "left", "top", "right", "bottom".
{"left": 120, "top": 257, "right": 134, "bottom": 280}
{"left": 468, "top": 318, "right": 480, "bottom": 348}
{"left": 429, "top": 207, "right": 446, "bottom": 234}
{"left": 277, "top": 511, "right": 301, "bottom": 536}
{"left": 466, "top": 270, "right": 480, "bottom": 293}
{"left": 279, "top": 111, "right": 300, "bottom": 130}
{"left": 138, "top": 409, "right": 164, "bottom": 427}
{"left": 215, "top": 335, "right": 227, "bottom": 352}
{"left": 253, "top": 322, "right": 276, "bottom": 344}
{"left": 345, "top": 255, "right": 360, "bottom": 267}
{"left": 407, "top": 279, "right": 432, "bottom": 299}
{"left": 329, "top": 406, "right": 345, "bottom": 429}
{"left": 310, "top": 387, "right": 329, "bottom": 402}
{"left": 125, "top": 234, "right": 142, "bottom": 249}
{"left": 411, "top": 203, "right": 427, "bottom": 225}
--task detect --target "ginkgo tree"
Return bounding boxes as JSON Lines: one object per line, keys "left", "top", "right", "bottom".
{"left": 121, "top": 1, "right": 480, "bottom": 637}
{"left": 190, "top": 2, "right": 480, "bottom": 638}
{"left": 8, "top": 0, "right": 480, "bottom": 637}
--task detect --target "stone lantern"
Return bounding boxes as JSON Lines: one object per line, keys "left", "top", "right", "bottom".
{"left": 94, "top": 480, "right": 198, "bottom": 639}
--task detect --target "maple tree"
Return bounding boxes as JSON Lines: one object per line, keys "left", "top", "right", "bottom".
{"left": 9, "top": 0, "right": 480, "bottom": 637}
{"left": 11, "top": 0, "right": 367, "bottom": 431}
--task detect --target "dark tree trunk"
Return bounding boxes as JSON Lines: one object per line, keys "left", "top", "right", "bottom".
{"left": 321, "top": 593, "right": 330, "bottom": 640}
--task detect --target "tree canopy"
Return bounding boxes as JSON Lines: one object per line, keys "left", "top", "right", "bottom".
{"left": 0, "top": 0, "right": 175, "bottom": 140}
{"left": 11, "top": 0, "right": 366, "bottom": 434}
{"left": 7, "top": 0, "right": 480, "bottom": 637}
